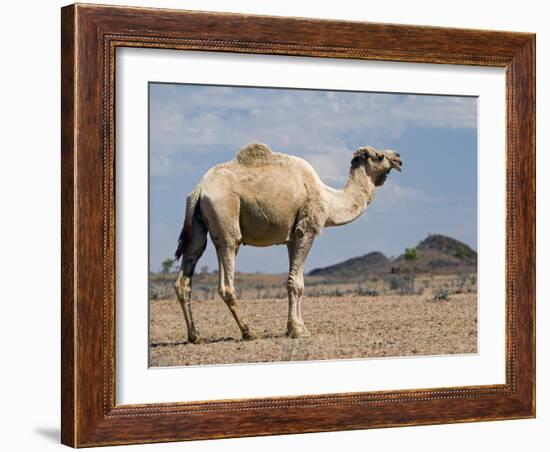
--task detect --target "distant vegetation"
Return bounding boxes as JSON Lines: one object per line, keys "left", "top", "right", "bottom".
{"left": 404, "top": 248, "right": 418, "bottom": 261}
{"left": 309, "top": 234, "right": 476, "bottom": 278}
{"left": 455, "top": 245, "right": 470, "bottom": 259}
{"left": 433, "top": 287, "right": 450, "bottom": 301}
{"left": 161, "top": 258, "right": 175, "bottom": 274}
{"left": 159, "top": 234, "right": 475, "bottom": 278}
{"left": 150, "top": 234, "right": 478, "bottom": 301}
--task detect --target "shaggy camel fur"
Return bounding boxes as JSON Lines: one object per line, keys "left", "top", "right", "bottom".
{"left": 174, "top": 143, "right": 403, "bottom": 343}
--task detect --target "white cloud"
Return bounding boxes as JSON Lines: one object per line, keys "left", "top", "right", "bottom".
{"left": 370, "top": 182, "right": 438, "bottom": 215}
{"left": 388, "top": 95, "right": 477, "bottom": 129}
{"left": 150, "top": 86, "right": 476, "bottom": 151}
{"left": 307, "top": 151, "right": 350, "bottom": 184}
{"left": 150, "top": 149, "right": 193, "bottom": 178}
{"left": 149, "top": 85, "right": 476, "bottom": 182}
{"left": 378, "top": 183, "right": 434, "bottom": 203}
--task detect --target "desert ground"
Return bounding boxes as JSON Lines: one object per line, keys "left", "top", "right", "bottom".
{"left": 149, "top": 272, "right": 477, "bottom": 367}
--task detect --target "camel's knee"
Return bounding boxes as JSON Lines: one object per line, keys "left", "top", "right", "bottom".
{"left": 218, "top": 286, "right": 237, "bottom": 307}
{"left": 175, "top": 273, "right": 191, "bottom": 300}
{"left": 287, "top": 275, "right": 304, "bottom": 297}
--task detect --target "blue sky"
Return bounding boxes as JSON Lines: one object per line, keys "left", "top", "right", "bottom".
{"left": 149, "top": 83, "right": 477, "bottom": 274}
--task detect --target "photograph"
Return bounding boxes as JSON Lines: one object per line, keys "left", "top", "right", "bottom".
{"left": 148, "top": 83, "right": 478, "bottom": 367}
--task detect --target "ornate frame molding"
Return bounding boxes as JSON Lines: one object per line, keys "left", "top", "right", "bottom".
{"left": 61, "top": 4, "right": 535, "bottom": 447}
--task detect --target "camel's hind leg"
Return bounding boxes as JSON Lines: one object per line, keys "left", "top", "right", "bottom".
{"left": 174, "top": 220, "right": 207, "bottom": 344}
{"left": 216, "top": 245, "right": 258, "bottom": 341}
{"left": 286, "top": 232, "right": 315, "bottom": 338}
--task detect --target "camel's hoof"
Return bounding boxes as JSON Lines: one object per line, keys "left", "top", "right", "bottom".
{"left": 188, "top": 332, "right": 203, "bottom": 344}
{"left": 286, "top": 326, "right": 311, "bottom": 338}
{"left": 242, "top": 329, "right": 259, "bottom": 341}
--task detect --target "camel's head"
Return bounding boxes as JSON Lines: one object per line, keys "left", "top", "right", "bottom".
{"left": 352, "top": 147, "right": 403, "bottom": 186}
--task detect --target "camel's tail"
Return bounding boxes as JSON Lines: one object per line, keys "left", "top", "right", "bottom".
{"left": 174, "top": 188, "right": 202, "bottom": 261}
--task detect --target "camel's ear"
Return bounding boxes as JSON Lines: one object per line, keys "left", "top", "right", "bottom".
{"left": 352, "top": 146, "right": 378, "bottom": 166}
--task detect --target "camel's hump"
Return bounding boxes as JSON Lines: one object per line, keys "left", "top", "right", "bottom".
{"left": 235, "top": 142, "right": 278, "bottom": 166}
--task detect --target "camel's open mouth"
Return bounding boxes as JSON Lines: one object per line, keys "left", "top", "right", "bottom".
{"left": 390, "top": 157, "right": 403, "bottom": 172}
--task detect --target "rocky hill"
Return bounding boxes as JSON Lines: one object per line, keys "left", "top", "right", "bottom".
{"left": 309, "top": 251, "right": 389, "bottom": 278}
{"left": 417, "top": 234, "right": 476, "bottom": 260}
{"left": 308, "top": 234, "right": 476, "bottom": 278}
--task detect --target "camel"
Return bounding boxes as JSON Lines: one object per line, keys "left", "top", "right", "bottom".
{"left": 174, "top": 143, "right": 403, "bottom": 343}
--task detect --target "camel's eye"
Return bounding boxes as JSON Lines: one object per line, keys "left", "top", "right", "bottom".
{"left": 377, "top": 154, "right": 384, "bottom": 161}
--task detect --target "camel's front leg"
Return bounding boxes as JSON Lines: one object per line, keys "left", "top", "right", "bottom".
{"left": 216, "top": 245, "right": 258, "bottom": 341}
{"left": 286, "top": 233, "right": 314, "bottom": 338}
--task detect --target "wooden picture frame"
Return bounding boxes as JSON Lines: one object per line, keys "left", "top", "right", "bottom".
{"left": 61, "top": 3, "right": 535, "bottom": 447}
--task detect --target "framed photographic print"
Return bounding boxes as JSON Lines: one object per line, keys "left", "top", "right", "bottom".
{"left": 61, "top": 3, "right": 535, "bottom": 447}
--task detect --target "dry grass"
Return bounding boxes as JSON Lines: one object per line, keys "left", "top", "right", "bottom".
{"left": 149, "top": 292, "right": 477, "bottom": 367}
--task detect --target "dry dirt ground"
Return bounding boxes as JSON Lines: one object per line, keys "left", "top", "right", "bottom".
{"left": 149, "top": 294, "right": 477, "bottom": 367}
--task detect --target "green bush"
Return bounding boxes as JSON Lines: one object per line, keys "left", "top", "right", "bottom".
{"left": 404, "top": 248, "right": 418, "bottom": 261}
{"left": 455, "top": 246, "right": 469, "bottom": 259}
{"left": 433, "top": 288, "right": 450, "bottom": 301}
{"left": 161, "top": 258, "right": 174, "bottom": 274}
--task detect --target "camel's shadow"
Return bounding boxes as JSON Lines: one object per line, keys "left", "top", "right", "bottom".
{"left": 150, "top": 331, "right": 287, "bottom": 347}
{"left": 201, "top": 331, "right": 289, "bottom": 344}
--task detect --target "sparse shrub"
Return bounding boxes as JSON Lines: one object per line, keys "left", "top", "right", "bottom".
{"left": 356, "top": 287, "right": 379, "bottom": 297}
{"left": 387, "top": 275, "right": 416, "bottom": 295}
{"left": 161, "top": 258, "right": 175, "bottom": 274}
{"left": 455, "top": 246, "right": 469, "bottom": 259}
{"left": 255, "top": 283, "right": 265, "bottom": 299}
{"left": 354, "top": 280, "right": 378, "bottom": 296}
{"left": 404, "top": 248, "right": 418, "bottom": 261}
{"left": 400, "top": 274, "right": 416, "bottom": 295}
{"left": 433, "top": 288, "right": 450, "bottom": 301}
{"left": 388, "top": 276, "right": 401, "bottom": 291}
{"left": 454, "top": 273, "right": 470, "bottom": 294}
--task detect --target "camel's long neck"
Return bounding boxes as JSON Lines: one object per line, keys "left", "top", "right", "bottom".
{"left": 324, "top": 166, "right": 375, "bottom": 227}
